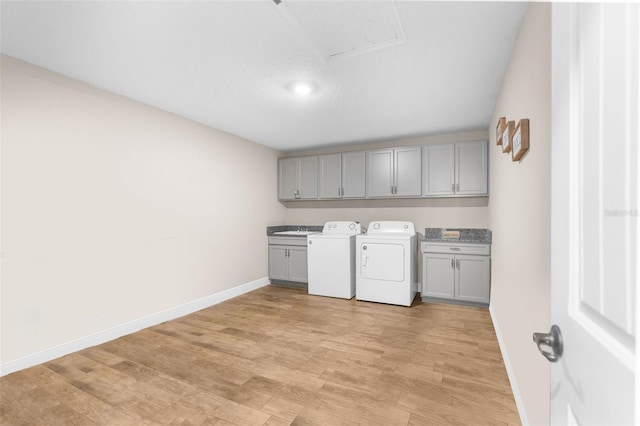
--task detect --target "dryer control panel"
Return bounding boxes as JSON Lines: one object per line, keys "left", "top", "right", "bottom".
{"left": 366, "top": 221, "right": 415, "bottom": 235}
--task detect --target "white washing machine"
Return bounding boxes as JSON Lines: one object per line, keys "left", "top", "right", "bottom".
{"left": 356, "top": 221, "right": 418, "bottom": 306}
{"left": 307, "top": 221, "right": 362, "bottom": 299}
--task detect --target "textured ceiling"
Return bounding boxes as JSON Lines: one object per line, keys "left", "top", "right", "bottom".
{"left": 0, "top": 1, "right": 527, "bottom": 151}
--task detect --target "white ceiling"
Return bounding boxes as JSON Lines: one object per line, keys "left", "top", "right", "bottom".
{"left": 0, "top": 1, "right": 527, "bottom": 152}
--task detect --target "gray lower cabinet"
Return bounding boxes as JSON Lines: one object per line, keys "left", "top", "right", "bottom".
{"left": 268, "top": 237, "right": 308, "bottom": 284}
{"left": 422, "top": 242, "right": 491, "bottom": 306}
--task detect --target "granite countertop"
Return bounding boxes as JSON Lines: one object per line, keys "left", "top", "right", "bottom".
{"left": 422, "top": 228, "right": 492, "bottom": 244}
{"left": 266, "top": 225, "right": 323, "bottom": 237}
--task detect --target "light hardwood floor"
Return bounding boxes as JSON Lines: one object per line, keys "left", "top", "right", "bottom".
{"left": 0, "top": 286, "right": 520, "bottom": 425}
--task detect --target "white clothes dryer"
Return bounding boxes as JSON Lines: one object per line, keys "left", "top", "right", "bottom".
{"left": 356, "top": 221, "right": 418, "bottom": 306}
{"left": 307, "top": 221, "right": 362, "bottom": 299}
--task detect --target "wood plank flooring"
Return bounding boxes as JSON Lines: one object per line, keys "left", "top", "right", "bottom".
{"left": 0, "top": 286, "right": 520, "bottom": 425}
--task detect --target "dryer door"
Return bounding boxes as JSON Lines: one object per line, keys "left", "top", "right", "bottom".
{"left": 360, "top": 242, "right": 405, "bottom": 282}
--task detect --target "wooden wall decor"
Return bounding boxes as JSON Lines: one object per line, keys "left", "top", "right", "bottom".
{"left": 496, "top": 117, "right": 506, "bottom": 146}
{"left": 512, "top": 118, "right": 530, "bottom": 161}
{"left": 501, "top": 120, "right": 515, "bottom": 153}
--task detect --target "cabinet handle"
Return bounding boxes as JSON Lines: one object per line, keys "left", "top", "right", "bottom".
{"left": 286, "top": 249, "right": 289, "bottom": 258}
{"left": 451, "top": 258, "right": 454, "bottom": 268}
{"left": 451, "top": 183, "right": 455, "bottom": 193}
{"left": 456, "top": 259, "right": 460, "bottom": 269}
{"left": 450, "top": 247, "right": 461, "bottom": 251}
{"left": 456, "top": 183, "right": 460, "bottom": 192}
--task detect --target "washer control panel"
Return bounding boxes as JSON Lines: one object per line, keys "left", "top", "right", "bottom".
{"left": 322, "top": 221, "right": 362, "bottom": 235}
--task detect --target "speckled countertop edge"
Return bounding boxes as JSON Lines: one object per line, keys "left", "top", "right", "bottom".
{"left": 422, "top": 228, "right": 492, "bottom": 244}
{"left": 266, "top": 225, "right": 323, "bottom": 236}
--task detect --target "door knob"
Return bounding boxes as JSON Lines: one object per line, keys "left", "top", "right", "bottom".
{"left": 533, "top": 325, "right": 563, "bottom": 362}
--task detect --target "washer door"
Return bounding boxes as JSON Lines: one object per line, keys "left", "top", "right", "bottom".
{"left": 360, "top": 242, "right": 405, "bottom": 282}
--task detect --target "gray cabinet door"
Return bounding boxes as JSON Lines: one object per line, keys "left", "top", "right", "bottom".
{"left": 268, "top": 246, "right": 289, "bottom": 280}
{"left": 318, "top": 154, "right": 342, "bottom": 199}
{"left": 455, "top": 140, "right": 488, "bottom": 195}
{"left": 424, "top": 253, "right": 455, "bottom": 299}
{"left": 297, "top": 156, "right": 318, "bottom": 199}
{"left": 366, "top": 149, "right": 394, "bottom": 197}
{"left": 278, "top": 158, "right": 297, "bottom": 200}
{"left": 341, "top": 151, "right": 366, "bottom": 198}
{"left": 455, "top": 254, "right": 491, "bottom": 304}
{"left": 395, "top": 146, "right": 422, "bottom": 196}
{"left": 287, "top": 247, "right": 308, "bottom": 283}
{"left": 423, "top": 144, "right": 455, "bottom": 196}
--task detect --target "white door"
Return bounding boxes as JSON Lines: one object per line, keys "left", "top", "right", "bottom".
{"left": 318, "top": 154, "right": 342, "bottom": 199}
{"left": 544, "top": 4, "right": 638, "bottom": 425}
{"left": 360, "top": 242, "right": 405, "bottom": 282}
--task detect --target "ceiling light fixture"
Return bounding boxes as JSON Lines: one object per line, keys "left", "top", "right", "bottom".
{"left": 287, "top": 81, "right": 318, "bottom": 96}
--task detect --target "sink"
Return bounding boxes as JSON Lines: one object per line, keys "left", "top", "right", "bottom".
{"left": 273, "top": 231, "right": 319, "bottom": 236}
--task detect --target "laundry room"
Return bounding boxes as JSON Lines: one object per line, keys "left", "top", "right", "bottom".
{"left": 2, "top": 1, "right": 637, "bottom": 425}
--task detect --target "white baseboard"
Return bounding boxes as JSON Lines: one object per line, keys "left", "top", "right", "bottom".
{"left": 0, "top": 277, "right": 270, "bottom": 377}
{"left": 489, "top": 305, "right": 529, "bottom": 426}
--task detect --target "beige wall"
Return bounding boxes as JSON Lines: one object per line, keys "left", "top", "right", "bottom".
{"left": 487, "top": 4, "right": 551, "bottom": 425}
{"left": 283, "top": 130, "right": 491, "bottom": 234}
{"left": 1, "top": 56, "right": 286, "bottom": 364}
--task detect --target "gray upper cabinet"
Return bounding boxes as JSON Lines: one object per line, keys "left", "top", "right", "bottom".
{"left": 317, "top": 152, "right": 366, "bottom": 199}
{"left": 278, "top": 156, "right": 318, "bottom": 200}
{"left": 423, "top": 140, "right": 487, "bottom": 197}
{"left": 423, "top": 144, "right": 455, "bottom": 196}
{"left": 279, "top": 158, "right": 298, "bottom": 200}
{"left": 366, "top": 149, "right": 394, "bottom": 197}
{"left": 366, "top": 146, "right": 421, "bottom": 198}
{"left": 279, "top": 141, "right": 485, "bottom": 201}
{"left": 341, "top": 151, "right": 366, "bottom": 198}
{"left": 318, "top": 154, "right": 342, "bottom": 199}
{"left": 455, "top": 141, "right": 488, "bottom": 195}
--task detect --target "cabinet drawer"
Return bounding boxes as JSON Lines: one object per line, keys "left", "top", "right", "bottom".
{"left": 421, "top": 242, "right": 490, "bottom": 256}
{"left": 268, "top": 237, "right": 308, "bottom": 247}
